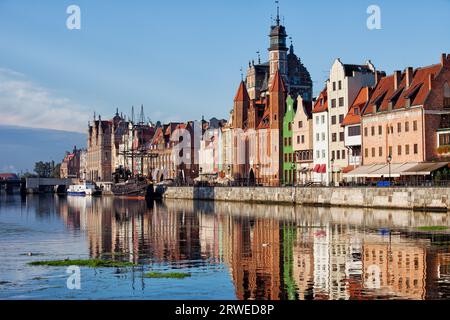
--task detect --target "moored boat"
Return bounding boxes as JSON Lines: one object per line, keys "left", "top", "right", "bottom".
{"left": 67, "top": 182, "right": 102, "bottom": 196}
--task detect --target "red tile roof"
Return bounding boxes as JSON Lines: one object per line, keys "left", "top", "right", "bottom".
{"left": 342, "top": 87, "right": 371, "bottom": 126}
{"left": 234, "top": 81, "right": 250, "bottom": 102}
{"left": 363, "top": 63, "right": 442, "bottom": 115}
{"left": 270, "top": 70, "right": 287, "bottom": 93}
{"left": 312, "top": 88, "right": 328, "bottom": 113}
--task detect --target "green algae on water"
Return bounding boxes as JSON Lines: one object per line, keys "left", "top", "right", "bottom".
{"left": 416, "top": 226, "right": 449, "bottom": 232}
{"left": 28, "top": 259, "right": 137, "bottom": 268}
{"left": 144, "top": 272, "right": 191, "bottom": 279}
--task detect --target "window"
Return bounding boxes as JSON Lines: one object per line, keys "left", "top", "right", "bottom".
{"left": 405, "top": 144, "right": 410, "bottom": 155}
{"left": 284, "top": 138, "right": 287, "bottom": 146}
{"left": 414, "top": 144, "right": 418, "bottom": 154}
{"left": 332, "top": 133, "right": 337, "bottom": 142}
{"left": 332, "top": 151, "right": 335, "bottom": 160}
{"left": 338, "top": 81, "right": 342, "bottom": 90}
{"left": 372, "top": 148, "right": 375, "bottom": 157}
{"left": 333, "top": 82, "right": 336, "bottom": 91}
{"left": 322, "top": 133, "right": 325, "bottom": 141}
{"left": 337, "top": 150, "right": 341, "bottom": 160}
{"left": 340, "top": 132, "right": 345, "bottom": 141}
{"left": 316, "top": 150, "right": 320, "bottom": 159}
{"left": 339, "top": 114, "right": 344, "bottom": 123}
{"left": 354, "top": 107, "right": 360, "bottom": 115}
{"left": 297, "top": 135, "right": 300, "bottom": 144}
{"left": 439, "top": 133, "right": 450, "bottom": 146}
{"left": 316, "top": 116, "right": 319, "bottom": 125}
{"left": 339, "top": 97, "right": 344, "bottom": 107}
{"left": 288, "top": 137, "right": 292, "bottom": 146}
{"left": 298, "top": 121, "right": 303, "bottom": 128}
{"left": 397, "top": 123, "right": 402, "bottom": 133}
{"left": 322, "top": 150, "right": 326, "bottom": 158}
{"left": 365, "top": 148, "right": 369, "bottom": 158}
{"left": 371, "top": 126, "right": 375, "bottom": 136}
{"left": 389, "top": 146, "right": 393, "bottom": 157}
{"left": 405, "top": 122, "right": 409, "bottom": 132}
{"left": 413, "top": 121, "right": 418, "bottom": 131}
{"left": 378, "top": 147, "right": 382, "bottom": 157}
{"left": 349, "top": 125, "right": 361, "bottom": 136}
{"left": 322, "top": 115, "right": 325, "bottom": 124}
{"left": 398, "top": 145, "right": 402, "bottom": 155}
{"left": 288, "top": 122, "right": 292, "bottom": 131}
{"left": 445, "top": 97, "right": 450, "bottom": 108}
{"left": 331, "top": 99, "right": 337, "bottom": 108}
{"left": 378, "top": 126, "right": 382, "bottom": 135}
{"left": 316, "top": 133, "right": 320, "bottom": 142}
{"left": 342, "top": 150, "right": 346, "bottom": 159}
{"left": 301, "top": 135, "right": 305, "bottom": 144}
{"left": 284, "top": 154, "right": 288, "bottom": 162}
{"left": 289, "top": 153, "right": 292, "bottom": 162}
{"left": 331, "top": 116, "right": 337, "bottom": 125}
{"left": 364, "top": 127, "right": 368, "bottom": 137}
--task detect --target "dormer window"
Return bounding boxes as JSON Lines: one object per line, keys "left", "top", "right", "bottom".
{"left": 354, "top": 107, "right": 359, "bottom": 115}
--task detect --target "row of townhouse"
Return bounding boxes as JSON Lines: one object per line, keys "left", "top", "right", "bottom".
{"left": 287, "top": 53, "right": 450, "bottom": 186}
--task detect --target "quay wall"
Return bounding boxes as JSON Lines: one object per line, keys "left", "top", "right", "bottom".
{"left": 161, "top": 186, "right": 450, "bottom": 212}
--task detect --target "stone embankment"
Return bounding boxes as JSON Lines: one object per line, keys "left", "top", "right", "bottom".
{"left": 161, "top": 186, "right": 450, "bottom": 212}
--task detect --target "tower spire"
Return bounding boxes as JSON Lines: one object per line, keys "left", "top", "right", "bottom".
{"left": 276, "top": 1, "right": 280, "bottom": 26}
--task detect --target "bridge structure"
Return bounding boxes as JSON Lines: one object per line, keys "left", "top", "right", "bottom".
{"left": 0, "top": 178, "right": 21, "bottom": 193}
{"left": 25, "top": 178, "right": 78, "bottom": 193}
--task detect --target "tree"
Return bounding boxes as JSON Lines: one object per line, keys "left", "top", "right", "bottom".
{"left": 34, "top": 161, "right": 52, "bottom": 178}
{"left": 51, "top": 163, "right": 61, "bottom": 179}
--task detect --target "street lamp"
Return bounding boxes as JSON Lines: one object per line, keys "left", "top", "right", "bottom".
{"left": 330, "top": 157, "right": 335, "bottom": 187}
{"left": 387, "top": 154, "right": 392, "bottom": 185}
{"left": 256, "top": 164, "right": 260, "bottom": 186}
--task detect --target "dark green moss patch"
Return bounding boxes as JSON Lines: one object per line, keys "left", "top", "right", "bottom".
{"left": 28, "top": 259, "right": 137, "bottom": 268}
{"left": 144, "top": 272, "right": 191, "bottom": 279}
{"left": 417, "top": 226, "right": 449, "bottom": 232}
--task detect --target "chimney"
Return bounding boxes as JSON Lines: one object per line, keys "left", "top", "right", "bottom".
{"left": 405, "top": 67, "right": 413, "bottom": 88}
{"left": 429, "top": 73, "right": 434, "bottom": 91}
{"left": 394, "top": 71, "right": 402, "bottom": 90}
{"left": 441, "top": 53, "right": 450, "bottom": 68}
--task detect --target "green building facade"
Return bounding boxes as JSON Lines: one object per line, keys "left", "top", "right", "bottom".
{"left": 282, "top": 95, "right": 296, "bottom": 185}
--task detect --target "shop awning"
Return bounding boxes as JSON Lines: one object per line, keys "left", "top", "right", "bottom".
{"left": 319, "top": 164, "right": 327, "bottom": 174}
{"left": 401, "top": 162, "right": 449, "bottom": 176}
{"left": 344, "top": 162, "right": 450, "bottom": 178}
{"left": 313, "top": 164, "right": 321, "bottom": 173}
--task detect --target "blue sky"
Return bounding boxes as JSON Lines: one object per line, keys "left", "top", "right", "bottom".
{"left": 0, "top": 0, "right": 449, "bottom": 132}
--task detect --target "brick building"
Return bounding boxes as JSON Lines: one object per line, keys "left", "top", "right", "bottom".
{"left": 345, "top": 54, "right": 450, "bottom": 181}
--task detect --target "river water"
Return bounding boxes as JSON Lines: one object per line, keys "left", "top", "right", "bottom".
{"left": 1, "top": 194, "right": 450, "bottom": 300}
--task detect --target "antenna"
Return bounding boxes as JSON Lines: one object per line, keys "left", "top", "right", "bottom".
{"left": 275, "top": 1, "right": 280, "bottom": 26}
{"left": 257, "top": 51, "right": 261, "bottom": 64}
{"left": 240, "top": 67, "right": 243, "bottom": 81}
{"left": 131, "top": 106, "right": 135, "bottom": 124}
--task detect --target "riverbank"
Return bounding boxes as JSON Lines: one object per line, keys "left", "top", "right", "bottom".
{"left": 162, "top": 186, "right": 450, "bottom": 212}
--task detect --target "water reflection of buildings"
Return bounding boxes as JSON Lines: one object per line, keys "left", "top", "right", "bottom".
{"left": 55, "top": 197, "right": 450, "bottom": 300}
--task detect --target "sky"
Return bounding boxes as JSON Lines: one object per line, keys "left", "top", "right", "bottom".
{"left": 0, "top": 0, "right": 449, "bottom": 133}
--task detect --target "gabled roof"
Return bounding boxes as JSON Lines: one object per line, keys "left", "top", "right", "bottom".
{"left": 312, "top": 88, "right": 328, "bottom": 113}
{"left": 234, "top": 81, "right": 250, "bottom": 102}
{"left": 363, "top": 63, "right": 442, "bottom": 115}
{"left": 270, "top": 70, "right": 287, "bottom": 93}
{"left": 342, "top": 87, "right": 371, "bottom": 126}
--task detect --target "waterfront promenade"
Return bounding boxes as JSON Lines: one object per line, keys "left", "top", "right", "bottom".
{"left": 162, "top": 186, "right": 450, "bottom": 212}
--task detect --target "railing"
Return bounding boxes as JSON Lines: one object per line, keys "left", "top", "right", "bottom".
{"left": 170, "top": 180, "right": 450, "bottom": 188}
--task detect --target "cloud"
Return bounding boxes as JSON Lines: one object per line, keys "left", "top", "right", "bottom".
{"left": 0, "top": 68, "right": 90, "bottom": 133}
